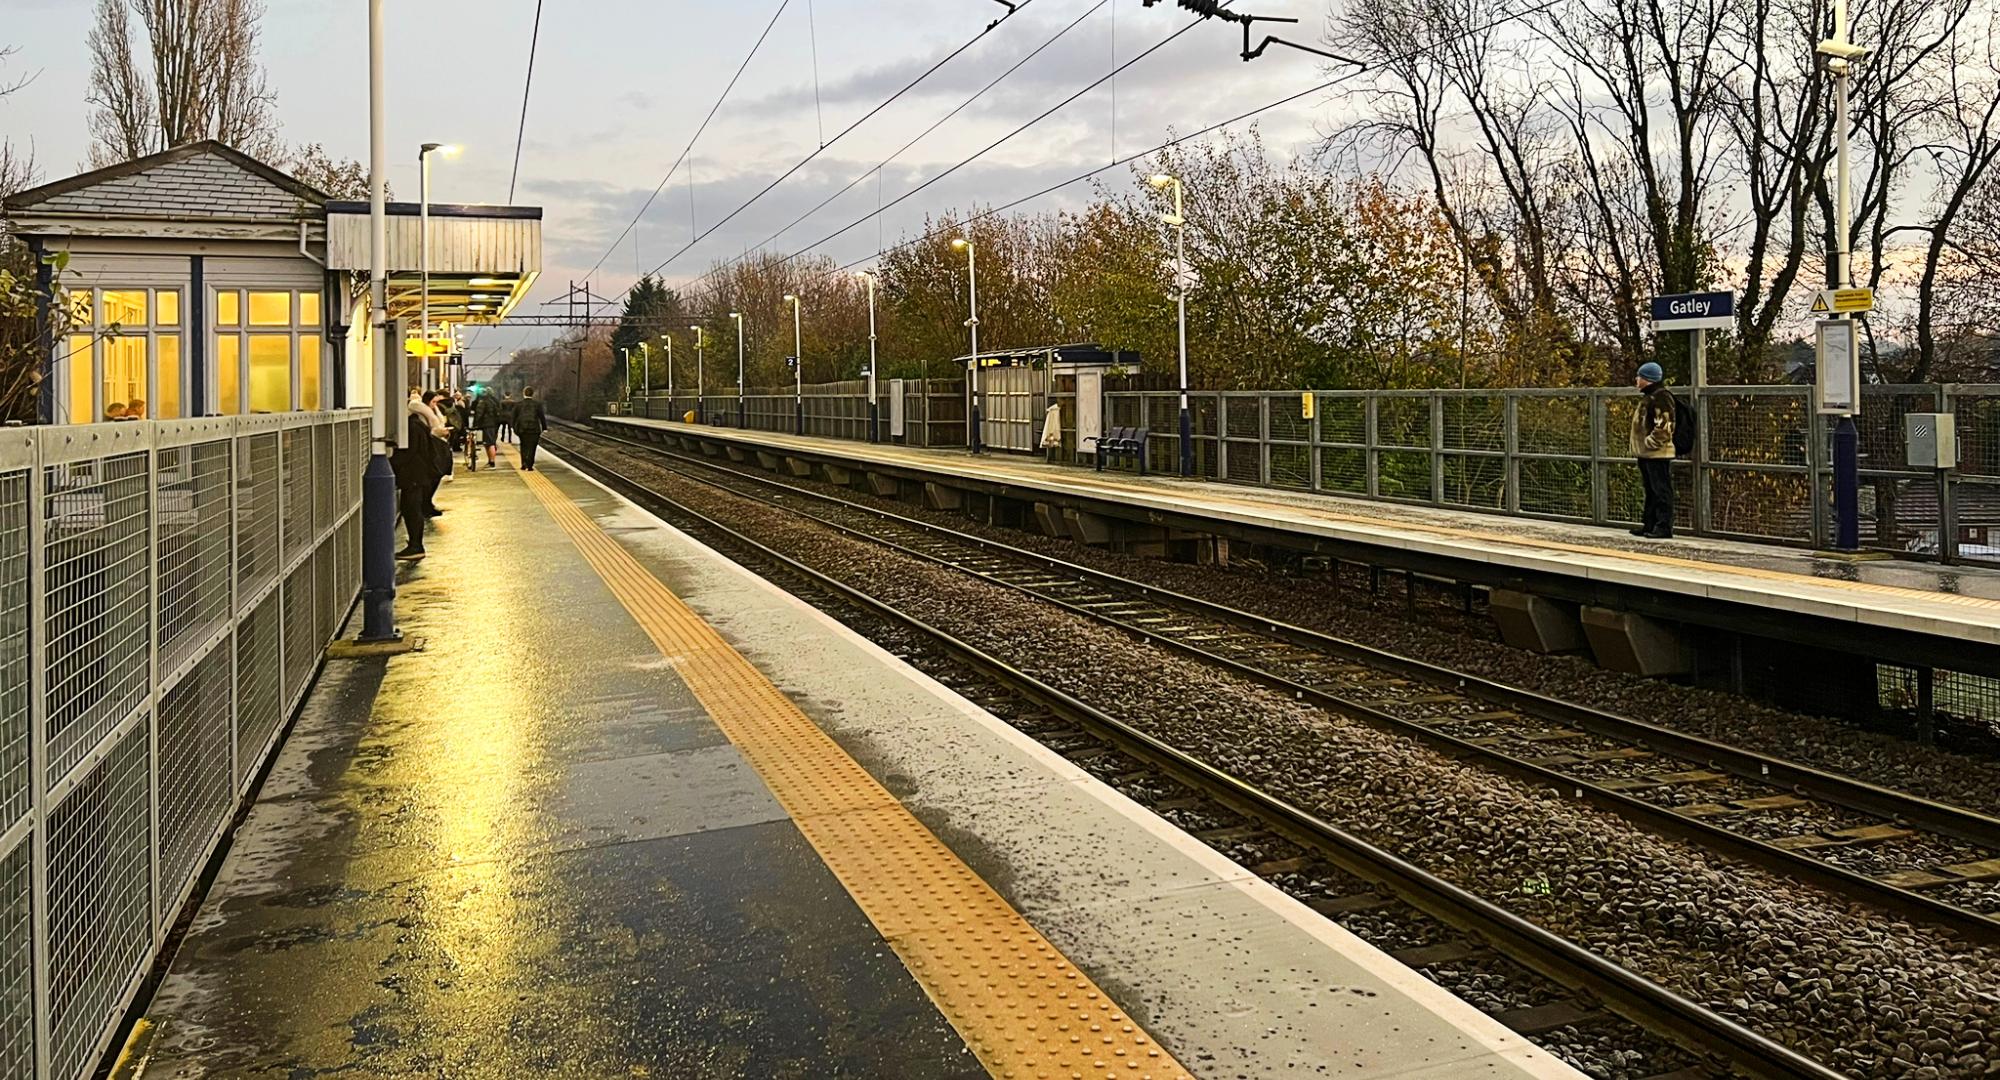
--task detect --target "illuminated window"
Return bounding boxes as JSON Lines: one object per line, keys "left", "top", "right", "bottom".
{"left": 216, "top": 337, "right": 242, "bottom": 415}
{"left": 102, "top": 290, "right": 147, "bottom": 327}
{"left": 299, "top": 292, "right": 321, "bottom": 326}
{"left": 156, "top": 335, "right": 181, "bottom": 419}
{"left": 248, "top": 335, "right": 291, "bottom": 412}
{"left": 103, "top": 336, "right": 146, "bottom": 418}
{"left": 299, "top": 336, "right": 322, "bottom": 411}
{"left": 157, "top": 290, "right": 181, "bottom": 326}
{"left": 215, "top": 290, "right": 240, "bottom": 327}
{"left": 67, "top": 335, "right": 93, "bottom": 423}
{"left": 66, "top": 291, "right": 91, "bottom": 328}
{"left": 248, "top": 291, "right": 291, "bottom": 326}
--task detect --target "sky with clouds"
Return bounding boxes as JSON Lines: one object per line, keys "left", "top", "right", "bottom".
{"left": 3, "top": 0, "right": 1344, "bottom": 370}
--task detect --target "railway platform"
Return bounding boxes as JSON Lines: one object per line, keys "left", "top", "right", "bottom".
{"left": 593, "top": 416, "right": 2000, "bottom": 684}
{"left": 118, "top": 443, "right": 1580, "bottom": 1079}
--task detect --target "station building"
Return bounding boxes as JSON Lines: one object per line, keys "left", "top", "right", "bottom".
{"left": 2, "top": 140, "right": 540, "bottom": 424}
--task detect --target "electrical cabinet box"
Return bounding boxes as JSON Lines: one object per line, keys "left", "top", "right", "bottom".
{"left": 1906, "top": 412, "right": 1957, "bottom": 469}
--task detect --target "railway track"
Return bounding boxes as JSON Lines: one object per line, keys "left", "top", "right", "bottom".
{"left": 544, "top": 426, "right": 1854, "bottom": 1080}
{"left": 557, "top": 421, "right": 2000, "bottom": 945}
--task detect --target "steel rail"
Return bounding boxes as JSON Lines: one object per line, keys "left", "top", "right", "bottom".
{"left": 560, "top": 421, "right": 2000, "bottom": 944}
{"left": 544, "top": 432, "right": 1851, "bottom": 1080}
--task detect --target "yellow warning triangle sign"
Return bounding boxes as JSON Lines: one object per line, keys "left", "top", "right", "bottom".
{"left": 1811, "top": 294, "right": 1831, "bottom": 314}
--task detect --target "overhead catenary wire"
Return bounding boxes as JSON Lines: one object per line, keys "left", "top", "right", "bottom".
{"left": 680, "top": 0, "right": 1107, "bottom": 294}
{"left": 606, "top": 0, "right": 1046, "bottom": 306}
{"left": 802, "top": 0, "right": 1564, "bottom": 283}
{"left": 508, "top": 0, "right": 544, "bottom": 204}
{"left": 582, "top": 0, "right": 794, "bottom": 285}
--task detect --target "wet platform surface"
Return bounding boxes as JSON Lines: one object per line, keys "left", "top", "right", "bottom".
{"left": 130, "top": 442, "right": 1582, "bottom": 1080}
{"left": 132, "top": 453, "right": 979, "bottom": 1078}
{"left": 600, "top": 417, "right": 2000, "bottom": 646}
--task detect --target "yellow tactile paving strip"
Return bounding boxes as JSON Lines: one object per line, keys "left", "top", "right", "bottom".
{"left": 517, "top": 463, "right": 1195, "bottom": 1080}
{"left": 651, "top": 423, "right": 2000, "bottom": 613}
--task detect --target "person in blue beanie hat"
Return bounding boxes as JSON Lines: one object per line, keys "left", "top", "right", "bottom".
{"left": 1630, "top": 361, "right": 1677, "bottom": 538}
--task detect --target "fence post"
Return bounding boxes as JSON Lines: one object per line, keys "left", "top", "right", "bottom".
{"left": 1589, "top": 393, "right": 1608, "bottom": 523}
{"left": 1943, "top": 386, "right": 1961, "bottom": 563}
{"left": 1365, "top": 397, "right": 1381, "bottom": 499}
{"left": 1218, "top": 396, "right": 1230, "bottom": 482}
{"left": 1693, "top": 388, "right": 1712, "bottom": 536}
{"left": 1259, "top": 394, "right": 1272, "bottom": 486}
{"left": 1503, "top": 393, "right": 1520, "bottom": 514}
{"left": 27, "top": 431, "right": 52, "bottom": 1080}
{"left": 1430, "top": 392, "right": 1445, "bottom": 506}
{"left": 1309, "top": 390, "right": 1323, "bottom": 491}
{"left": 1809, "top": 408, "right": 1830, "bottom": 548}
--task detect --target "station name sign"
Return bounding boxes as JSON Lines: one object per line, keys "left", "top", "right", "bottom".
{"left": 1648, "top": 291, "right": 1735, "bottom": 332}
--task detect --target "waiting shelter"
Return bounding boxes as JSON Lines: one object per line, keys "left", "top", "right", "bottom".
{"left": 3, "top": 140, "right": 539, "bottom": 425}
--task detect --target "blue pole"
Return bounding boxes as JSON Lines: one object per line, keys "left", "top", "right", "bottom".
{"left": 1833, "top": 416, "right": 1860, "bottom": 550}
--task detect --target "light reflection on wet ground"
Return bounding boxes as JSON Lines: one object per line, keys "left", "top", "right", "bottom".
{"left": 134, "top": 462, "right": 979, "bottom": 1078}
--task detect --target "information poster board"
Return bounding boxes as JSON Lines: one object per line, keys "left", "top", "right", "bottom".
{"left": 1816, "top": 319, "right": 1857, "bottom": 415}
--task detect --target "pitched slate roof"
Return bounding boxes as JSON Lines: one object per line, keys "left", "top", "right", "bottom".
{"left": 3, "top": 140, "right": 327, "bottom": 221}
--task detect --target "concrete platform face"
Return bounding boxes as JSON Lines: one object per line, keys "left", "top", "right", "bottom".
{"left": 602, "top": 418, "right": 2000, "bottom": 650}
{"left": 133, "top": 459, "right": 980, "bottom": 1079}
{"left": 536, "top": 450, "right": 1581, "bottom": 1079}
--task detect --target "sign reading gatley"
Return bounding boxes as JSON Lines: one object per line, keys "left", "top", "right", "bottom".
{"left": 1648, "top": 291, "right": 1736, "bottom": 331}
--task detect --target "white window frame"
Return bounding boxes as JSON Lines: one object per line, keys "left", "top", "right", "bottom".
{"left": 59, "top": 286, "right": 186, "bottom": 423}
{"left": 210, "top": 286, "right": 328, "bottom": 414}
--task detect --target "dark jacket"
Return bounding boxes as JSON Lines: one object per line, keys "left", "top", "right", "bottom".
{"left": 395, "top": 406, "right": 444, "bottom": 490}
{"left": 473, "top": 393, "right": 504, "bottom": 434}
{"left": 514, "top": 396, "right": 548, "bottom": 434}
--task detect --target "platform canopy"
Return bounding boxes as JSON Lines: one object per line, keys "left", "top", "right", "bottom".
{"left": 324, "top": 200, "right": 541, "bottom": 326}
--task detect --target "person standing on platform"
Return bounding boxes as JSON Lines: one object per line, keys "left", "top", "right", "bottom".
{"left": 500, "top": 392, "right": 518, "bottom": 444}
{"left": 395, "top": 390, "right": 449, "bottom": 560}
{"left": 422, "top": 390, "right": 452, "bottom": 515}
{"left": 515, "top": 387, "right": 548, "bottom": 471}
{"left": 1630, "top": 361, "right": 1677, "bottom": 540}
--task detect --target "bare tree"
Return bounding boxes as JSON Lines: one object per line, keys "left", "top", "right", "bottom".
{"left": 86, "top": 0, "right": 281, "bottom": 166}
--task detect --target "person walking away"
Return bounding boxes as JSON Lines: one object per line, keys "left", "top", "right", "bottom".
{"left": 500, "top": 393, "right": 518, "bottom": 443}
{"left": 1630, "top": 361, "right": 1677, "bottom": 539}
{"left": 395, "top": 391, "right": 448, "bottom": 559}
{"left": 1039, "top": 402, "right": 1063, "bottom": 463}
{"left": 475, "top": 389, "right": 503, "bottom": 469}
{"left": 515, "top": 387, "right": 549, "bottom": 471}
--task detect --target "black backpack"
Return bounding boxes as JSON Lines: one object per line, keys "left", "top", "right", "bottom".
{"left": 1672, "top": 397, "right": 1697, "bottom": 458}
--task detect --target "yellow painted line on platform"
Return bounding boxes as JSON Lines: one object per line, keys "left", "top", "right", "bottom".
{"left": 517, "top": 464, "right": 1194, "bottom": 1080}
{"left": 643, "top": 422, "right": 2000, "bottom": 612}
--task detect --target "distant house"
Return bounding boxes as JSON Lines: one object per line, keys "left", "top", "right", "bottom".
{"left": 3, "top": 140, "right": 539, "bottom": 425}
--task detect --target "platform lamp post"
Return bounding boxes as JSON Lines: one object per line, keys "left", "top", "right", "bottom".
{"left": 691, "top": 324, "right": 705, "bottom": 422}
{"left": 856, "top": 270, "right": 880, "bottom": 443}
{"left": 730, "top": 311, "right": 746, "bottom": 428}
{"left": 784, "top": 294, "right": 805, "bottom": 435}
{"left": 951, "top": 237, "right": 983, "bottom": 453}
{"left": 1149, "top": 173, "right": 1194, "bottom": 478}
{"left": 660, "top": 333, "right": 673, "bottom": 417}
{"left": 1819, "top": 1, "right": 1867, "bottom": 552}
{"left": 638, "top": 342, "right": 649, "bottom": 406}
{"left": 418, "top": 142, "right": 457, "bottom": 391}
{"left": 359, "top": 0, "right": 399, "bottom": 642}
{"left": 620, "top": 347, "right": 632, "bottom": 403}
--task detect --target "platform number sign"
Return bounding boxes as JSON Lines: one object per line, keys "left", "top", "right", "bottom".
{"left": 785, "top": 355, "right": 799, "bottom": 372}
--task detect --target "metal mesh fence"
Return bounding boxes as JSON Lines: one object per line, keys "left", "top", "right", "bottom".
{"left": 42, "top": 453, "right": 150, "bottom": 787}
{"left": 236, "top": 433, "right": 280, "bottom": 607}
{"left": 280, "top": 428, "right": 313, "bottom": 561}
{"left": 0, "top": 839, "right": 30, "bottom": 1080}
{"left": 283, "top": 561, "right": 315, "bottom": 711}
{"left": 47, "top": 723, "right": 150, "bottom": 1080}
{"left": 0, "top": 472, "right": 26, "bottom": 830}
{"left": 156, "top": 441, "right": 231, "bottom": 680}
{"left": 157, "top": 638, "right": 233, "bottom": 926}
{"left": 5, "top": 412, "right": 365, "bottom": 1080}
{"left": 235, "top": 587, "right": 282, "bottom": 785}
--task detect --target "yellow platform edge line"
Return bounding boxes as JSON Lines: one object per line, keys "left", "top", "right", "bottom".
{"left": 517, "top": 464, "right": 1196, "bottom": 1080}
